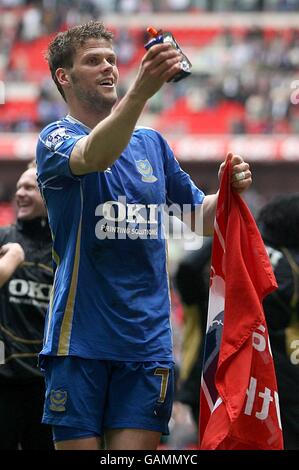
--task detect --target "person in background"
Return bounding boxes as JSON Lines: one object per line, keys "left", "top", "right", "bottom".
{"left": 257, "top": 194, "right": 299, "bottom": 450}
{"left": 0, "top": 164, "right": 53, "bottom": 450}
{"left": 174, "top": 238, "right": 212, "bottom": 440}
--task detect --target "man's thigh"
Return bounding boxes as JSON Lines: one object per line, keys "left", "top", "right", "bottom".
{"left": 43, "top": 356, "right": 109, "bottom": 437}
{"left": 106, "top": 428, "right": 161, "bottom": 450}
{"left": 104, "top": 361, "right": 174, "bottom": 441}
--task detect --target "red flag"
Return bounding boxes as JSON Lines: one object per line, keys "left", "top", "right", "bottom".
{"left": 199, "top": 160, "right": 284, "bottom": 450}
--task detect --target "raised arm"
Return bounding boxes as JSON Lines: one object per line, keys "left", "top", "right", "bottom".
{"left": 70, "top": 43, "right": 182, "bottom": 175}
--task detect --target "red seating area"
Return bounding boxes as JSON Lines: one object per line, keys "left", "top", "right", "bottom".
{"left": 155, "top": 98, "right": 246, "bottom": 134}
{"left": 9, "top": 35, "right": 54, "bottom": 82}
{"left": 138, "top": 26, "right": 221, "bottom": 46}
{"left": 6, "top": 27, "right": 242, "bottom": 83}
{"left": 0, "top": 101, "right": 38, "bottom": 125}
{"left": 0, "top": 203, "right": 15, "bottom": 227}
{"left": 3, "top": 25, "right": 297, "bottom": 135}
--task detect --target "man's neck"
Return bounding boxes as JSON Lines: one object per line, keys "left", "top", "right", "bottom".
{"left": 68, "top": 102, "right": 112, "bottom": 129}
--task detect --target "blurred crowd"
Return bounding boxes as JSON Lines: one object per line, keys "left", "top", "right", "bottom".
{"left": 161, "top": 27, "right": 299, "bottom": 135}
{"left": 1, "top": 1, "right": 299, "bottom": 135}
{"left": 3, "top": 0, "right": 299, "bottom": 14}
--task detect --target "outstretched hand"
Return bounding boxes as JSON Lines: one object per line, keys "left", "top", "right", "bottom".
{"left": 218, "top": 152, "right": 252, "bottom": 194}
{"left": 130, "top": 43, "right": 182, "bottom": 102}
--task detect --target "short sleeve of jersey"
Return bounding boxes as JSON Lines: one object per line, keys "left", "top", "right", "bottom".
{"left": 36, "top": 121, "right": 86, "bottom": 183}
{"left": 154, "top": 131, "right": 205, "bottom": 209}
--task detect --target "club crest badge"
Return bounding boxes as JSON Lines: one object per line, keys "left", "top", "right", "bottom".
{"left": 135, "top": 159, "right": 157, "bottom": 183}
{"left": 49, "top": 389, "right": 67, "bottom": 412}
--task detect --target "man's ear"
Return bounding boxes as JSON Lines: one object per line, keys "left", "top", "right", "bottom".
{"left": 55, "top": 68, "right": 70, "bottom": 87}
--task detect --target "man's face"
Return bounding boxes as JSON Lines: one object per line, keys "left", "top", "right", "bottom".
{"left": 15, "top": 168, "right": 46, "bottom": 220}
{"left": 68, "top": 38, "right": 119, "bottom": 112}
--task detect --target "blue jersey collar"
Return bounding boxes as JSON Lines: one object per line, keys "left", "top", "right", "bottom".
{"left": 65, "top": 114, "right": 92, "bottom": 133}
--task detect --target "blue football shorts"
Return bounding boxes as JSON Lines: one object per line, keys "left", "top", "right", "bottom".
{"left": 42, "top": 356, "right": 174, "bottom": 442}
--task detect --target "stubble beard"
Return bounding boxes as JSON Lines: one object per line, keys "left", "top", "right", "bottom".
{"left": 71, "top": 76, "right": 117, "bottom": 113}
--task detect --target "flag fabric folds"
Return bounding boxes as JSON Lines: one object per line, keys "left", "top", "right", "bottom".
{"left": 199, "top": 160, "right": 283, "bottom": 450}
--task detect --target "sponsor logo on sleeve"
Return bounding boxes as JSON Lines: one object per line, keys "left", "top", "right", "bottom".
{"left": 45, "top": 128, "right": 71, "bottom": 151}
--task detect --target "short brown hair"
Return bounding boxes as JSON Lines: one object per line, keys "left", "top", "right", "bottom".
{"left": 27, "top": 159, "right": 36, "bottom": 169}
{"left": 46, "top": 21, "right": 114, "bottom": 101}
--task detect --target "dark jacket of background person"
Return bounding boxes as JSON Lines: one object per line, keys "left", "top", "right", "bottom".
{"left": 258, "top": 194, "right": 299, "bottom": 450}
{"left": 174, "top": 238, "right": 212, "bottom": 426}
{"left": 0, "top": 217, "right": 53, "bottom": 449}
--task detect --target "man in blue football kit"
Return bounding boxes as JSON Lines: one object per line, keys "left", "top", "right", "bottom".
{"left": 36, "top": 21, "right": 252, "bottom": 450}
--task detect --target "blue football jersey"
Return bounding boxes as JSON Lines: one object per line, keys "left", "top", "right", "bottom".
{"left": 36, "top": 115, "right": 204, "bottom": 361}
